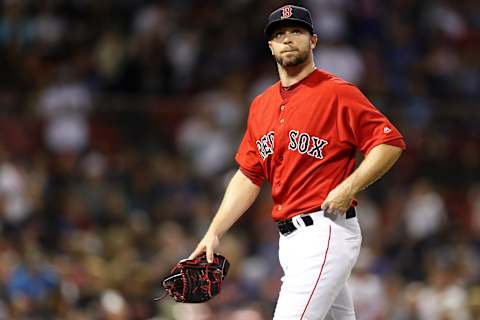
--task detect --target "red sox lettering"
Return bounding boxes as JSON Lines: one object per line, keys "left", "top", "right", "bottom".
{"left": 256, "top": 130, "right": 328, "bottom": 161}
{"left": 256, "top": 131, "right": 274, "bottom": 160}
{"left": 288, "top": 130, "right": 328, "bottom": 159}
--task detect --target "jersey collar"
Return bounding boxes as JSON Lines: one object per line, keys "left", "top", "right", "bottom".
{"left": 279, "top": 68, "right": 319, "bottom": 97}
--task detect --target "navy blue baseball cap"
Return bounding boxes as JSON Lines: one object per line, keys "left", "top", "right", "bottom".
{"left": 264, "top": 5, "right": 314, "bottom": 39}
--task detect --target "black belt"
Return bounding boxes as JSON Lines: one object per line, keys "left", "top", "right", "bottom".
{"left": 277, "top": 207, "right": 356, "bottom": 236}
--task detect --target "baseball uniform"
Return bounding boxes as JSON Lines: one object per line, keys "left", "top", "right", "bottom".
{"left": 235, "top": 69, "right": 406, "bottom": 319}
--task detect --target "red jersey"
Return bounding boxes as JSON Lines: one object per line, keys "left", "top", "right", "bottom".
{"left": 235, "top": 69, "right": 406, "bottom": 221}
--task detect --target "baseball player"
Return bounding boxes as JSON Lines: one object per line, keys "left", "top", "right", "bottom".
{"left": 189, "top": 5, "right": 406, "bottom": 320}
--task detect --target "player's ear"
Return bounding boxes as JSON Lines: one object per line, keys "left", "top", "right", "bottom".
{"left": 268, "top": 42, "right": 274, "bottom": 55}
{"left": 310, "top": 34, "right": 318, "bottom": 50}
{"left": 268, "top": 41, "right": 274, "bottom": 55}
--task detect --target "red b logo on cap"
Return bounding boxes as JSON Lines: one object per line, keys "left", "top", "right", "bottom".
{"left": 281, "top": 5, "right": 293, "bottom": 19}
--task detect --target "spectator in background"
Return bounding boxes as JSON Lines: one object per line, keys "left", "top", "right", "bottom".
{"left": 314, "top": 39, "right": 365, "bottom": 84}
{"left": 308, "top": 0, "right": 365, "bottom": 84}
{"left": 37, "top": 64, "right": 92, "bottom": 155}
{"left": 7, "top": 247, "right": 59, "bottom": 318}
{"left": 403, "top": 178, "right": 447, "bottom": 242}
{"left": 415, "top": 264, "right": 470, "bottom": 320}
{"left": 306, "top": 0, "right": 349, "bottom": 43}
{"left": 176, "top": 99, "right": 235, "bottom": 178}
{"left": 0, "top": 147, "right": 36, "bottom": 228}
{"left": 166, "top": 29, "right": 201, "bottom": 92}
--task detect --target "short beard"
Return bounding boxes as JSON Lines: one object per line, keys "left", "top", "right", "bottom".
{"left": 275, "top": 50, "right": 309, "bottom": 68}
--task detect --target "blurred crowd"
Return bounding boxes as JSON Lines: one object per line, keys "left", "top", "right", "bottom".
{"left": 0, "top": 0, "right": 479, "bottom": 319}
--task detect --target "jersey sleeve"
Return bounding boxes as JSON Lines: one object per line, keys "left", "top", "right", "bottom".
{"left": 235, "top": 101, "right": 265, "bottom": 187}
{"left": 335, "top": 83, "right": 406, "bottom": 155}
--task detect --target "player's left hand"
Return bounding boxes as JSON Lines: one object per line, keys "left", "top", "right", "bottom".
{"left": 321, "top": 184, "right": 354, "bottom": 215}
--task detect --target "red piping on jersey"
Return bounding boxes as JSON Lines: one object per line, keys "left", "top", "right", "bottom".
{"left": 300, "top": 224, "right": 332, "bottom": 320}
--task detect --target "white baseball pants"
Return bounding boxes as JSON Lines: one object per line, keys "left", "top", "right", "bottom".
{"left": 273, "top": 210, "right": 362, "bottom": 320}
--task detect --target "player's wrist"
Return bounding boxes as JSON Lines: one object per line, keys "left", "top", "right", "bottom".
{"left": 341, "top": 175, "right": 362, "bottom": 198}
{"left": 335, "top": 181, "right": 355, "bottom": 199}
{"left": 206, "top": 228, "right": 222, "bottom": 240}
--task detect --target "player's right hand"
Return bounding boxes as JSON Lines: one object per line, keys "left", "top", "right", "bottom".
{"left": 188, "top": 232, "right": 220, "bottom": 263}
